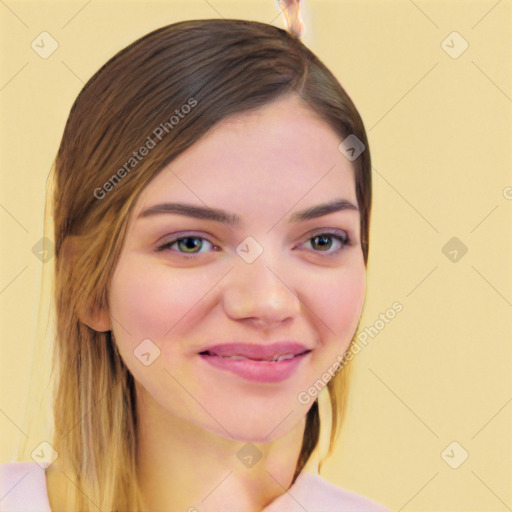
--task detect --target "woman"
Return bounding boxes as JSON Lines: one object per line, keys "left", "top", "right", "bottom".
{"left": 0, "top": 17, "right": 389, "bottom": 512}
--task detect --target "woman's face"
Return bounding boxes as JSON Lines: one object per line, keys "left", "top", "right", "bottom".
{"left": 105, "top": 93, "right": 366, "bottom": 442}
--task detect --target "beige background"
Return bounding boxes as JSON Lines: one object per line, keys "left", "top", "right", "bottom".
{"left": 1, "top": 0, "right": 511, "bottom": 510}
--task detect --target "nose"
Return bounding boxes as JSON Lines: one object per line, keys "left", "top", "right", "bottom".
{"left": 221, "top": 252, "right": 301, "bottom": 328}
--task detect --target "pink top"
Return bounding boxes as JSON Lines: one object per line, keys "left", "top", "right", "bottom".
{"left": 0, "top": 460, "right": 389, "bottom": 511}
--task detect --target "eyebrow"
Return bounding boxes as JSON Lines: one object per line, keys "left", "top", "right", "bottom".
{"left": 137, "top": 198, "right": 359, "bottom": 225}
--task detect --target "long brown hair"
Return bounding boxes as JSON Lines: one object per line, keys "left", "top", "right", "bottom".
{"left": 47, "top": 18, "right": 371, "bottom": 510}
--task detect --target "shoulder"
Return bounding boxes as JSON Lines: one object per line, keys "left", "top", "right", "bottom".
{"left": 301, "top": 473, "right": 391, "bottom": 511}
{"left": 264, "top": 471, "right": 391, "bottom": 512}
{"left": 0, "top": 461, "right": 51, "bottom": 512}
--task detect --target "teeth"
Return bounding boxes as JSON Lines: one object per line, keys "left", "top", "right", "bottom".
{"left": 218, "top": 353, "right": 295, "bottom": 362}
{"left": 272, "top": 354, "right": 295, "bottom": 362}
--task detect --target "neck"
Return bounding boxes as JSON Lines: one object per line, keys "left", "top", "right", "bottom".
{"left": 135, "top": 385, "right": 307, "bottom": 512}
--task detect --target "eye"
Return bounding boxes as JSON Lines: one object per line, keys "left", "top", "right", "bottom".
{"left": 155, "top": 229, "right": 352, "bottom": 259}
{"left": 155, "top": 234, "right": 216, "bottom": 257}
{"left": 300, "top": 229, "right": 351, "bottom": 255}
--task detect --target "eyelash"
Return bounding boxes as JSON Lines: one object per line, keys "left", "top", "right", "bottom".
{"left": 155, "top": 229, "right": 352, "bottom": 258}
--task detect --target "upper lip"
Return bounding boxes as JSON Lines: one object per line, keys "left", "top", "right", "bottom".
{"left": 199, "top": 341, "right": 312, "bottom": 360}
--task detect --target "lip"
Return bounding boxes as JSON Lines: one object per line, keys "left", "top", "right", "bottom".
{"left": 199, "top": 341, "right": 311, "bottom": 359}
{"left": 198, "top": 341, "right": 312, "bottom": 383}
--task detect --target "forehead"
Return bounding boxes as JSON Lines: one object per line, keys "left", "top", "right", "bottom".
{"left": 131, "top": 94, "right": 357, "bottom": 224}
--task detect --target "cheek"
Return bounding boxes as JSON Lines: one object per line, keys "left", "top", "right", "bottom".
{"left": 108, "top": 256, "right": 216, "bottom": 357}
{"left": 308, "top": 264, "right": 366, "bottom": 349}
{"left": 109, "top": 262, "right": 170, "bottom": 342}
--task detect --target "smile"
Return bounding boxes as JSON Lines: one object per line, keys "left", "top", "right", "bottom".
{"left": 200, "top": 351, "right": 303, "bottom": 362}
{"left": 199, "top": 350, "right": 311, "bottom": 383}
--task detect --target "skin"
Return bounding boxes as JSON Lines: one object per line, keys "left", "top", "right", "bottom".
{"left": 49, "top": 93, "right": 367, "bottom": 512}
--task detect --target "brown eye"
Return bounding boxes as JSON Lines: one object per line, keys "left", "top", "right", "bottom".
{"left": 310, "top": 234, "right": 335, "bottom": 251}
{"left": 303, "top": 230, "right": 350, "bottom": 255}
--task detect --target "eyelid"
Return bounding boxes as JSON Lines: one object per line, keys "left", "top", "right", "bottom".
{"left": 302, "top": 227, "right": 349, "bottom": 240}
{"left": 155, "top": 230, "right": 217, "bottom": 247}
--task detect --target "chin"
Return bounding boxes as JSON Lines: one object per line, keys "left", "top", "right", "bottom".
{"left": 201, "top": 404, "right": 310, "bottom": 444}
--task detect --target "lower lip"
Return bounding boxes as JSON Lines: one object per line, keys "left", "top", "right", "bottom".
{"left": 199, "top": 352, "right": 310, "bottom": 383}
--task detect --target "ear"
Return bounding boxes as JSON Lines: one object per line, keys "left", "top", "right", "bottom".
{"left": 61, "top": 235, "right": 112, "bottom": 333}
{"left": 80, "top": 302, "right": 111, "bottom": 333}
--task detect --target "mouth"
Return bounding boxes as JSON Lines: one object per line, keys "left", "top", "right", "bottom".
{"left": 198, "top": 341, "right": 313, "bottom": 383}
{"left": 198, "top": 341, "right": 312, "bottom": 360}
{"left": 198, "top": 350, "right": 311, "bottom": 362}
